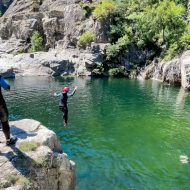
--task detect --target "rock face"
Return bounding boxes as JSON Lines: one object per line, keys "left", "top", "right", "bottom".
{"left": 0, "top": 0, "right": 107, "bottom": 53}
{"left": 0, "top": 0, "right": 107, "bottom": 77}
{"left": 140, "top": 51, "right": 190, "bottom": 89}
{"left": 180, "top": 51, "right": 190, "bottom": 90}
{"left": 0, "top": 119, "right": 75, "bottom": 190}
{"left": 0, "top": 47, "right": 104, "bottom": 77}
{"left": 140, "top": 58, "right": 181, "bottom": 85}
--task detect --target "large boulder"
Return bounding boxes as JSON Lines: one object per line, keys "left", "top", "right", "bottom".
{"left": 181, "top": 51, "right": 190, "bottom": 90}
{"left": 0, "top": 119, "right": 75, "bottom": 190}
{"left": 140, "top": 58, "right": 181, "bottom": 85}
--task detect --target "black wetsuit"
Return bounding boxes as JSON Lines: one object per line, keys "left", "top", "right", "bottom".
{"left": 59, "top": 92, "right": 68, "bottom": 124}
{"left": 0, "top": 75, "right": 10, "bottom": 140}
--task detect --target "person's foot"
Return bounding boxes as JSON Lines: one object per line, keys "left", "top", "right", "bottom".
{"left": 6, "top": 136, "right": 17, "bottom": 146}
{"left": 64, "top": 122, "right": 68, "bottom": 128}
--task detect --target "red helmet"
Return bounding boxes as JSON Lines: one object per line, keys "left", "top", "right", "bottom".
{"left": 63, "top": 87, "right": 70, "bottom": 93}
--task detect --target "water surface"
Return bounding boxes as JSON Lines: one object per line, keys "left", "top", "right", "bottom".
{"left": 4, "top": 77, "right": 190, "bottom": 190}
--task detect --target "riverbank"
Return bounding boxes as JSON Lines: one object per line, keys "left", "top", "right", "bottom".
{"left": 0, "top": 119, "right": 75, "bottom": 190}
{"left": 0, "top": 47, "right": 104, "bottom": 77}
{"left": 1, "top": 49, "right": 190, "bottom": 90}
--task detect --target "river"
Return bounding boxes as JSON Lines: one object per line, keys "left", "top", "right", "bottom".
{"left": 4, "top": 76, "right": 190, "bottom": 190}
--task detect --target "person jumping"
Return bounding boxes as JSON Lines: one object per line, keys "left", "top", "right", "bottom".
{"left": 54, "top": 86, "right": 77, "bottom": 127}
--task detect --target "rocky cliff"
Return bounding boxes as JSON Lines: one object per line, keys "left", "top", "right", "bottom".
{"left": 0, "top": 119, "right": 75, "bottom": 190}
{"left": 140, "top": 50, "right": 190, "bottom": 90}
{"left": 0, "top": 0, "right": 107, "bottom": 52}
{"left": 0, "top": 0, "right": 108, "bottom": 77}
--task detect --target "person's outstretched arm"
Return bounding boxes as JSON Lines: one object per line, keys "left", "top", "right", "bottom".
{"left": 53, "top": 92, "right": 61, "bottom": 97}
{"left": 67, "top": 86, "right": 77, "bottom": 97}
{"left": 0, "top": 76, "right": 10, "bottom": 90}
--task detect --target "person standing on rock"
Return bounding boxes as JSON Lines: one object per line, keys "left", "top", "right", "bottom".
{"left": 0, "top": 75, "right": 17, "bottom": 145}
{"left": 54, "top": 86, "right": 77, "bottom": 127}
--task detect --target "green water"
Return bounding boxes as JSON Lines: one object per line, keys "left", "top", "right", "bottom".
{"left": 4, "top": 77, "right": 190, "bottom": 190}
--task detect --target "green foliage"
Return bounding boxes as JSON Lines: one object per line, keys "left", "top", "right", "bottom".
{"left": 93, "top": 0, "right": 118, "bottom": 20}
{"left": 180, "top": 24, "right": 190, "bottom": 49}
{"left": 101, "top": 0, "right": 189, "bottom": 62}
{"left": 108, "top": 66, "right": 127, "bottom": 77}
{"left": 78, "top": 32, "right": 95, "bottom": 49}
{"left": 29, "top": 31, "right": 43, "bottom": 52}
{"left": 92, "top": 63, "right": 104, "bottom": 76}
{"left": 19, "top": 141, "right": 39, "bottom": 152}
{"left": 34, "top": 156, "right": 49, "bottom": 167}
{"left": 106, "top": 35, "right": 129, "bottom": 60}
{"left": 5, "top": 175, "right": 33, "bottom": 189}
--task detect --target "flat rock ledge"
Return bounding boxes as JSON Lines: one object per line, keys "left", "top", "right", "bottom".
{"left": 0, "top": 119, "right": 75, "bottom": 190}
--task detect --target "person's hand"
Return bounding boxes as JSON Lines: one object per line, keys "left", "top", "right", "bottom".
{"left": 74, "top": 86, "right": 78, "bottom": 90}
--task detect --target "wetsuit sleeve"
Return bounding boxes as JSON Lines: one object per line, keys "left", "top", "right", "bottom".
{"left": 0, "top": 77, "right": 10, "bottom": 90}
{"left": 67, "top": 89, "right": 76, "bottom": 97}
{"left": 54, "top": 92, "right": 61, "bottom": 97}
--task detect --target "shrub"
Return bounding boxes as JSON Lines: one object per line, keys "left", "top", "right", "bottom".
{"left": 108, "top": 67, "right": 127, "bottom": 77}
{"left": 34, "top": 156, "right": 49, "bottom": 167}
{"left": 29, "top": 31, "right": 43, "bottom": 52}
{"left": 93, "top": 0, "right": 117, "bottom": 20}
{"left": 180, "top": 24, "right": 190, "bottom": 50}
{"left": 91, "top": 63, "right": 104, "bottom": 77}
{"left": 5, "top": 175, "right": 32, "bottom": 189}
{"left": 78, "top": 32, "right": 95, "bottom": 49}
{"left": 106, "top": 35, "right": 129, "bottom": 60}
{"left": 164, "top": 42, "right": 179, "bottom": 60}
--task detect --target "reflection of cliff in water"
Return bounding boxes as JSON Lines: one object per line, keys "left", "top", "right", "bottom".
{"left": 175, "top": 88, "right": 189, "bottom": 113}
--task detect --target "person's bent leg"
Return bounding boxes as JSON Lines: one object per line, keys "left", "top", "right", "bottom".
{"left": 0, "top": 105, "right": 17, "bottom": 145}
{"left": 2, "top": 120, "right": 10, "bottom": 140}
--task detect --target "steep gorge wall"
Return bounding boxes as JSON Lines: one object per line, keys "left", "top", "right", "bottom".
{"left": 0, "top": 0, "right": 108, "bottom": 53}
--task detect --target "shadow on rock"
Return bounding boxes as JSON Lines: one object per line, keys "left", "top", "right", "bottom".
{"left": 10, "top": 125, "right": 37, "bottom": 140}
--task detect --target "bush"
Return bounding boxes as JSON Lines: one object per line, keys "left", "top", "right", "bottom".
{"left": 91, "top": 63, "right": 104, "bottom": 77}
{"left": 180, "top": 24, "right": 190, "bottom": 50}
{"left": 93, "top": 0, "right": 117, "bottom": 20}
{"left": 78, "top": 32, "right": 95, "bottom": 49}
{"left": 29, "top": 31, "right": 43, "bottom": 52}
{"left": 108, "top": 67, "right": 127, "bottom": 77}
{"left": 106, "top": 35, "right": 129, "bottom": 60}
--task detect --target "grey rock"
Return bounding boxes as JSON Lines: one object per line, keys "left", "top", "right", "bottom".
{"left": 0, "top": 48, "right": 105, "bottom": 77}
{"left": 0, "top": 0, "right": 109, "bottom": 52}
{"left": 181, "top": 51, "right": 190, "bottom": 90}
{"left": 0, "top": 119, "right": 75, "bottom": 190}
